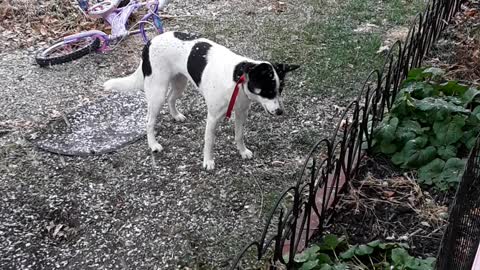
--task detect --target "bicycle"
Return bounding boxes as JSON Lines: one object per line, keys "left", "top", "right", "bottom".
{"left": 35, "top": 0, "right": 170, "bottom": 67}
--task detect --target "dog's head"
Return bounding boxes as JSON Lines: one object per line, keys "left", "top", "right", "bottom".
{"left": 244, "top": 62, "right": 300, "bottom": 116}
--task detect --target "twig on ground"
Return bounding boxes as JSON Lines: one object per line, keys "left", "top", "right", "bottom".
{"left": 251, "top": 176, "right": 265, "bottom": 219}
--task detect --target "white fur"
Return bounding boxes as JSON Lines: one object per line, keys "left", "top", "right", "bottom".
{"left": 104, "top": 31, "right": 284, "bottom": 170}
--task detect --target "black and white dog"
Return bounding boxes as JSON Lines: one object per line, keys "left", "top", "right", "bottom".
{"left": 104, "top": 31, "right": 299, "bottom": 170}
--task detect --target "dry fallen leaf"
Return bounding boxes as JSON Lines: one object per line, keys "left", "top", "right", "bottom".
{"left": 40, "top": 25, "right": 48, "bottom": 36}
{"left": 383, "top": 191, "right": 395, "bottom": 198}
{"left": 465, "top": 9, "right": 478, "bottom": 17}
{"left": 272, "top": 1, "right": 287, "bottom": 14}
{"left": 53, "top": 224, "right": 64, "bottom": 238}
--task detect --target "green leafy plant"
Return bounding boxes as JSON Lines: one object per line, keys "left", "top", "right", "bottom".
{"left": 372, "top": 67, "right": 479, "bottom": 190}
{"left": 292, "top": 234, "right": 435, "bottom": 270}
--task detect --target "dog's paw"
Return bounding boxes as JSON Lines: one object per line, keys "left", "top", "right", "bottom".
{"left": 149, "top": 143, "right": 164, "bottom": 152}
{"left": 173, "top": 113, "right": 187, "bottom": 122}
{"left": 240, "top": 149, "right": 254, "bottom": 159}
{"left": 203, "top": 160, "right": 215, "bottom": 170}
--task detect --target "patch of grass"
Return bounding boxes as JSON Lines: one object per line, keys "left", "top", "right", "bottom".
{"left": 293, "top": 129, "right": 322, "bottom": 150}
{"left": 265, "top": 0, "right": 426, "bottom": 97}
{"left": 263, "top": 190, "right": 282, "bottom": 214}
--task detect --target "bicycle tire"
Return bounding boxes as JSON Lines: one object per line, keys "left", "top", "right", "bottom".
{"left": 36, "top": 37, "right": 101, "bottom": 67}
{"left": 139, "top": 16, "right": 163, "bottom": 43}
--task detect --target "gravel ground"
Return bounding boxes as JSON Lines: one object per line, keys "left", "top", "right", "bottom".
{"left": 0, "top": 0, "right": 343, "bottom": 269}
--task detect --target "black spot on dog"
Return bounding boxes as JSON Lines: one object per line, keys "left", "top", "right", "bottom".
{"left": 142, "top": 40, "right": 152, "bottom": 77}
{"left": 187, "top": 42, "right": 212, "bottom": 87}
{"left": 174, "top": 32, "right": 200, "bottom": 41}
{"left": 247, "top": 63, "right": 277, "bottom": 99}
{"left": 233, "top": 61, "right": 256, "bottom": 82}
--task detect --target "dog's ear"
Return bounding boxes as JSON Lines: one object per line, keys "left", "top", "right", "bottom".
{"left": 247, "top": 63, "right": 274, "bottom": 81}
{"left": 273, "top": 63, "right": 301, "bottom": 74}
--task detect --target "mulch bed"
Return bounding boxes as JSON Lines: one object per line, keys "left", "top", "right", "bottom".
{"left": 426, "top": 0, "right": 480, "bottom": 84}
{"left": 327, "top": 156, "right": 451, "bottom": 258}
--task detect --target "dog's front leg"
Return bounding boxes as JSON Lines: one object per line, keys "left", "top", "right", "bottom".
{"left": 203, "top": 113, "right": 221, "bottom": 170}
{"left": 235, "top": 107, "right": 253, "bottom": 159}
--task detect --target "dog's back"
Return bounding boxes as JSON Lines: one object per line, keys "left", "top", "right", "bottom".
{"left": 149, "top": 32, "right": 247, "bottom": 93}
{"left": 104, "top": 31, "right": 247, "bottom": 95}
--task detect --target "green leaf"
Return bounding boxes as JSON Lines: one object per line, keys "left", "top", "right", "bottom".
{"left": 317, "top": 253, "right": 333, "bottom": 265}
{"left": 437, "top": 81, "right": 469, "bottom": 96}
{"left": 395, "top": 120, "right": 423, "bottom": 143}
{"left": 462, "top": 129, "right": 479, "bottom": 150}
{"left": 379, "top": 242, "right": 401, "bottom": 250}
{"left": 391, "top": 248, "right": 411, "bottom": 265}
{"left": 319, "top": 264, "right": 333, "bottom": 270}
{"left": 415, "top": 97, "right": 469, "bottom": 115}
{"left": 391, "top": 92, "right": 416, "bottom": 117}
{"left": 418, "top": 159, "right": 445, "bottom": 186}
{"left": 299, "top": 259, "right": 318, "bottom": 270}
{"left": 295, "top": 245, "right": 320, "bottom": 263}
{"left": 380, "top": 142, "right": 398, "bottom": 154}
{"left": 392, "top": 137, "right": 435, "bottom": 168}
{"left": 367, "top": 240, "right": 381, "bottom": 248}
{"left": 320, "top": 234, "right": 341, "bottom": 251}
{"left": 403, "top": 67, "right": 445, "bottom": 84}
{"left": 392, "top": 152, "right": 405, "bottom": 166}
{"left": 377, "top": 117, "right": 399, "bottom": 143}
{"left": 403, "top": 82, "right": 438, "bottom": 99}
{"left": 465, "top": 114, "right": 480, "bottom": 127}
{"left": 405, "top": 257, "right": 421, "bottom": 269}
{"left": 445, "top": 96, "right": 464, "bottom": 106}
{"left": 283, "top": 254, "right": 290, "bottom": 264}
{"left": 422, "top": 257, "right": 436, "bottom": 266}
{"left": 441, "top": 158, "right": 465, "bottom": 184}
{"left": 405, "top": 68, "right": 427, "bottom": 82}
{"left": 423, "top": 67, "right": 445, "bottom": 79}
{"left": 355, "top": 244, "right": 374, "bottom": 256}
{"left": 437, "top": 145, "right": 457, "bottom": 160}
{"left": 406, "top": 145, "right": 437, "bottom": 168}
{"left": 333, "top": 263, "right": 348, "bottom": 270}
{"left": 433, "top": 115, "right": 466, "bottom": 146}
{"left": 339, "top": 245, "right": 357, "bottom": 260}
{"left": 461, "top": 87, "right": 480, "bottom": 106}
{"left": 473, "top": 106, "right": 480, "bottom": 119}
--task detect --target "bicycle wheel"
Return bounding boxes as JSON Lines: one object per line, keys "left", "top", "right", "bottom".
{"left": 139, "top": 14, "right": 164, "bottom": 43}
{"left": 36, "top": 36, "right": 101, "bottom": 67}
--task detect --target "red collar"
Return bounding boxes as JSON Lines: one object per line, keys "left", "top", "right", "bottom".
{"left": 225, "top": 74, "right": 247, "bottom": 120}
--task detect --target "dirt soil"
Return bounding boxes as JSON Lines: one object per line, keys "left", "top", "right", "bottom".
{"left": 327, "top": 156, "right": 450, "bottom": 259}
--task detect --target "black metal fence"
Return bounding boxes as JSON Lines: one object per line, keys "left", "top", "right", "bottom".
{"left": 436, "top": 135, "right": 480, "bottom": 270}
{"left": 230, "top": 0, "right": 464, "bottom": 268}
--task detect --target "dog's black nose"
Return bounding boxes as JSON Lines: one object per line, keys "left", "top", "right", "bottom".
{"left": 275, "top": 109, "right": 284, "bottom": 115}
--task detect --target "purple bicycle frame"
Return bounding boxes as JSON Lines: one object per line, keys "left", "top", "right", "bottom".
{"left": 63, "top": 0, "right": 163, "bottom": 52}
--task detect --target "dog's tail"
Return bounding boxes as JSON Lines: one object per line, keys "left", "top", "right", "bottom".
{"left": 103, "top": 64, "right": 144, "bottom": 93}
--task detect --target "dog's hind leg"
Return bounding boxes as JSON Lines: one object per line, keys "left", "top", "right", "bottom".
{"left": 168, "top": 74, "right": 188, "bottom": 122}
{"left": 145, "top": 76, "right": 169, "bottom": 152}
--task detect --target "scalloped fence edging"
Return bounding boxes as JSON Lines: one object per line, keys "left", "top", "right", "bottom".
{"left": 230, "top": 0, "right": 465, "bottom": 269}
